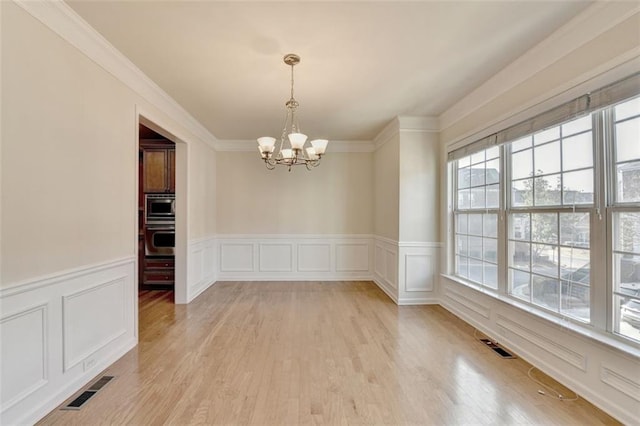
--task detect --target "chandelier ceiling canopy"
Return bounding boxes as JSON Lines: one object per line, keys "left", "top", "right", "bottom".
{"left": 257, "top": 54, "right": 328, "bottom": 171}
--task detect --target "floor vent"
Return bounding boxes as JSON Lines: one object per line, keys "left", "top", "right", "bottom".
{"left": 88, "top": 375, "right": 114, "bottom": 391}
{"left": 480, "top": 338, "right": 516, "bottom": 359}
{"left": 61, "top": 376, "right": 114, "bottom": 410}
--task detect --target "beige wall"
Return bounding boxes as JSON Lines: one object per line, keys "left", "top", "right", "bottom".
{"left": 1, "top": 2, "right": 216, "bottom": 285}
{"left": 373, "top": 135, "right": 399, "bottom": 240}
{"left": 398, "top": 131, "right": 439, "bottom": 242}
{"left": 216, "top": 151, "right": 373, "bottom": 234}
{"left": 187, "top": 141, "right": 217, "bottom": 239}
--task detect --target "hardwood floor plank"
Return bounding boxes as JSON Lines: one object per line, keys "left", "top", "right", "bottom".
{"left": 39, "top": 281, "right": 619, "bottom": 425}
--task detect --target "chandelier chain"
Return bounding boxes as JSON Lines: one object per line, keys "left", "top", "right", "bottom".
{"left": 290, "top": 62, "right": 295, "bottom": 103}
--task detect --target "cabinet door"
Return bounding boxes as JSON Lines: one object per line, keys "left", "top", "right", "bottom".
{"left": 143, "top": 149, "right": 168, "bottom": 193}
{"left": 168, "top": 149, "right": 176, "bottom": 193}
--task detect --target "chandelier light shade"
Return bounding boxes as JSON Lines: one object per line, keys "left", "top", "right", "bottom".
{"left": 257, "top": 53, "right": 328, "bottom": 171}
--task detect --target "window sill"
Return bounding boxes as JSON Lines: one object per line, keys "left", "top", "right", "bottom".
{"left": 440, "top": 273, "right": 640, "bottom": 360}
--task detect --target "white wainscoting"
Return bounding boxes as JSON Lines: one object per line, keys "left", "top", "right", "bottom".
{"left": 216, "top": 235, "right": 374, "bottom": 281}
{"left": 373, "top": 237, "right": 398, "bottom": 303}
{"left": 397, "top": 242, "right": 440, "bottom": 305}
{"left": 440, "top": 276, "right": 640, "bottom": 425}
{"left": 373, "top": 237, "right": 441, "bottom": 305}
{"left": 62, "top": 277, "right": 128, "bottom": 372}
{"left": 0, "top": 258, "right": 137, "bottom": 426}
{"left": 187, "top": 236, "right": 217, "bottom": 302}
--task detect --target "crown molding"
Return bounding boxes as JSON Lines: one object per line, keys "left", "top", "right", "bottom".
{"left": 397, "top": 116, "right": 439, "bottom": 133}
{"left": 373, "top": 115, "right": 438, "bottom": 151}
{"left": 216, "top": 139, "right": 375, "bottom": 153}
{"left": 13, "top": 0, "right": 219, "bottom": 150}
{"left": 373, "top": 117, "right": 400, "bottom": 150}
{"left": 439, "top": 1, "right": 640, "bottom": 132}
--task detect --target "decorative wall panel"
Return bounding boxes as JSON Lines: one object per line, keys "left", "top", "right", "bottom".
{"left": 259, "top": 243, "right": 293, "bottom": 272}
{"left": 220, "top": 243, "right": 254, "bottom": 272}
{"left": 405, "top": 254, "right": 434, "bottom": 292}
{"left": 298, "top": 244, "right": 331, "bottom": 272}
{"left": 336, "top": 243, "right": 370, "bottom": 272}
{"left": 0, "top": 304, "right": 48, "bottom": 411}
{"left": 62, "top": 277, "right": 127, "bottom": 371}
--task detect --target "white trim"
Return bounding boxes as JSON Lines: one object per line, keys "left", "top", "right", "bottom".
{"left": 439, "top": 2, "right": 640, "bottom": 132}
{"left": 496, "top": 313, "right": 587, "bottom": 371}
{"left": 373, "top": 118, "right": 400, "bottom": 150}
{"left": 444, "top": 286, "right": 491, "bottom": 319}
{"left": 397, "top": 297, "right": 439, "bottom": 306}
{"left": 398, "top": 241, "right": 443, "bottom": 248}
{"left": 216, "top": 234, "right": 374, "bottom": 281}
{"left": 0, "top": 303, "right": 49, "bottom": 413}
{"left": 600, "top": 364, "right": 640, "bottom": 402}
{"left": 0, "top": 258, "right": 136, "bottom": 425}
{"left": 258, "top": 243, "right": 294, "bottom": 272}
{"left": 187, "top": 236, "right": 217, "bottom": 302}
{"left": 297, "top": 243, "right": 332, "bottom": 272}
{"left": 13, "top": 0, "right": 219, "bottom": 150}
{"left": 397, "top": 116, "right": 439, "bottom": 132}
{"left": 0, "top": 256, "right": 135, "bottom": 297}
{"left": 373, "top": 276, "right": 398, "bottom": 304}
{"left": 61, "top": 277, "right": 128, "bottom": 371}
{"left": 373, "top": 116, "right": 439, "bottom": 151}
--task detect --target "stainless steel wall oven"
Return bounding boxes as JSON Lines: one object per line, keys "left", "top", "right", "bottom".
{"left": 145, "top": 225, "right": 175, "bottom": 257}
{"left": 145, "top": 194, "right": 175, "bottom": 224}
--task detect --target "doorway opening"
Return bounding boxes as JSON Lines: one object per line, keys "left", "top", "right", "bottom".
{"left": 138, "top": 123, "right": 176, "bottom": 306}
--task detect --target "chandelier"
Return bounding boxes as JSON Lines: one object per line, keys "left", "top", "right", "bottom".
{"left": 257, "top": 53, "right": 328, "bottom": 171}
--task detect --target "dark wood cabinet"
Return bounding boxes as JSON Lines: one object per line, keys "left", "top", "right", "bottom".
{"left": 142, "top": 257, "right": 175, "bottom": 288}
{"left": 143, "top": 147, "right": 174, "bottom": 193}
{"left": 168, "top": 149, "right": 176, "bottom": 193}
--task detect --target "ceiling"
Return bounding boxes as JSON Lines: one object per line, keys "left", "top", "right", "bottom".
{"left": 67, "top": 1, "right": 593, "bottom": 142}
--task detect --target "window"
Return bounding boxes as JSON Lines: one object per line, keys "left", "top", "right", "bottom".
{"left": 508, "top": 116, "right": 594, "bottom": 323}
{"left": 611, "top": 97, "right": 640, "bottom": 342}
{"left": 449, "top": 74, "right": 640, "bottom": 345}
{"left": 455, "top": 147, "right": 499, "bottom": 289}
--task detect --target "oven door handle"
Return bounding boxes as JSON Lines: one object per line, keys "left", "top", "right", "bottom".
{"left": 146, "top": 225, "right": 175, "bottom": 231}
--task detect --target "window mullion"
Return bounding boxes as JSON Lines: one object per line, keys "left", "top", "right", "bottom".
{"left": 499, "top": 144, "right": 509, "bottom": 295}
{"left": 591, "top": 110, "right": 609, "bottom": 331}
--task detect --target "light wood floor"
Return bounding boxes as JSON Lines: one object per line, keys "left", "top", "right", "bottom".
{"left": 40, "top": 281, "right": 619, "bottom": 425}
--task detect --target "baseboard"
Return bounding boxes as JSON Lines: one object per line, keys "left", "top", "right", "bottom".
{"left": 373, "top": 276, "right": 398, "bottom": 304}
{"left": 19, "top": 338, "right": 136, "bottom": 425}
{"left": 397, "top": 297, "right": 439, "bottom": 305}
{"left": 187, "top": 277, "right": 217, "bottom": 302}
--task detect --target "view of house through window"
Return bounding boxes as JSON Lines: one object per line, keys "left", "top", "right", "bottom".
{"left": 508, "top": 115, "right": 594, "bottom": 323}
{"left": 612, "top": 97, "right": 640, "bottom": 342}
{"left": 455, "top": 147, "right": 499, "bottom": 289}
{"left": 451, "top": 87, "right": 640, "bottom": 344}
